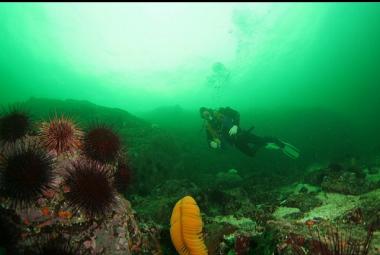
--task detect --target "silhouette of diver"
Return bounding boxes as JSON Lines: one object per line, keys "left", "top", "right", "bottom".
{"left": 199, "top": 106, "right": 300, "bottom": 159}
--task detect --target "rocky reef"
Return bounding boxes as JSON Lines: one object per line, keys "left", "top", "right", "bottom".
{"left": 0, "top": 99, "right": 162, "bottom": 254}
{"left": 1, "top": 98, "right": 380, "bottom": 255}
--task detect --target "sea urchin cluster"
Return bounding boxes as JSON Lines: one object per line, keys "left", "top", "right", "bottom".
{"left": 0, "top": 141, "right": 55, "bottom": 208}
{"left": 63, "top": 159, "right": 116, "bottom": 218}
{"left": 39, "top": 116, "right": 83, "bottom": 155}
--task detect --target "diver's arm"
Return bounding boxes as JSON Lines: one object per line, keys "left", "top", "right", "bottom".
{"left": 230, "top": 108, "right": 240, "bottom": 126}
{"left": 222, "top": 107, "right": 240, "bottom": 136}
{"left": 205, "top": 128, "right": 214, "bottom": 143}
{"left": 222, "top": 107, "right": 240, "bottom": 126}
{"left": 235, "top": 112, "right": 240, "bottom": 126}
{"left": 206, "top": 123, "right": 221, "bottom": 148}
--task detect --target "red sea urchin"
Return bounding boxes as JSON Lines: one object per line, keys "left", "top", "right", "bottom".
{"left": 0, "top": 141, "right": 55, "bottom": 208}
{"left": 0, "top": 107, "right": 32, "bottom": 143}
{"left": 82, "top": 125, "right": 121, "bottom": 163}
{"left": 39, "top": 116, "right": 83, "bottom": 155}
{"left": 63, "top": 160, "right": 116, "bottom": 218}
{"left": 308, "top": 225, "right": 373, "bottom": 255}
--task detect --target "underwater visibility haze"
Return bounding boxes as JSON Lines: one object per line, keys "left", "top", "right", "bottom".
{"left": 1, "top": 2, "right": 380, "bottom": 255}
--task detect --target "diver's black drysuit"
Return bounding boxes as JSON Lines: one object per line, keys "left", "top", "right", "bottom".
{"left": 204, "top": 107, "right": 284, "bottom": 157}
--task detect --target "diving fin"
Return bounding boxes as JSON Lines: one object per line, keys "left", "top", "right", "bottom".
{"left": 280, "top": 140, "right": 300, "bottom": 159}
{"left": 265, "top": 143, "right": 281, "bottom": 150}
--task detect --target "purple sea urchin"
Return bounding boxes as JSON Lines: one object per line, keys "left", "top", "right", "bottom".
{"left": 0, "top": 108, "right": 32, "bottom": 143}
{"left": 82, "top": 125, "right": 121, "bottom": 163}
{"left": 0, "top": 141, "right": 55, "bottom": 208}
{"left": 63, "top": 159, "right": 116, "bottom": 218}
{"left": 39, "top": 115, "right": 83, "bottom": 155}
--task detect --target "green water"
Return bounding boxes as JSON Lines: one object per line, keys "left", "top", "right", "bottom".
{"left": 1, "top": 2, "right": 380, "bottom": 169}
{"left": 1, "top": 3, "right": 380, "bottom": 254}
{"left": 0, "top": 3, "right": 379, "bottom": 111}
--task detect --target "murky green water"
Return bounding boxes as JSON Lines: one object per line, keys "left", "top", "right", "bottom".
{"left": 1, "top": 3, "right": 380, "bottom": 254}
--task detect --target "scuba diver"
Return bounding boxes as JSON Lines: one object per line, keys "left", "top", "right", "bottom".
{"left": 199, "top": 106, "right": 300, "bottom": 159}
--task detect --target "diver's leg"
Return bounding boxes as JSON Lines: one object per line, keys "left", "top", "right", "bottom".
{"left": 233, "top": 131, "right": 258, "bottom": 157}
{"left": 246, "top": 133, "right": 271, "bottom": 148}
{"left": 262, "top": 137, "right": 285, "bottom": 148}
{"left": 234, "top": 140, "right": 258, "bottom": 157}
{"left": 254, "top": 135, "right": 299, "bottom": 159}
{"left": 245, "top": 132, "right": 286, "bottom": 151}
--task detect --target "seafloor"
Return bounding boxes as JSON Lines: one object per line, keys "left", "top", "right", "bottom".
{"left": 0, "top": 98, "right": 379, "bottom": 255}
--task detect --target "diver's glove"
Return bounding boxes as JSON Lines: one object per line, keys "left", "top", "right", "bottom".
{"left": 229, "top": 125, "right": 238, "bottom": 136}
{"left": 210, "top": 138, "right": 221, "bottom": 149}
